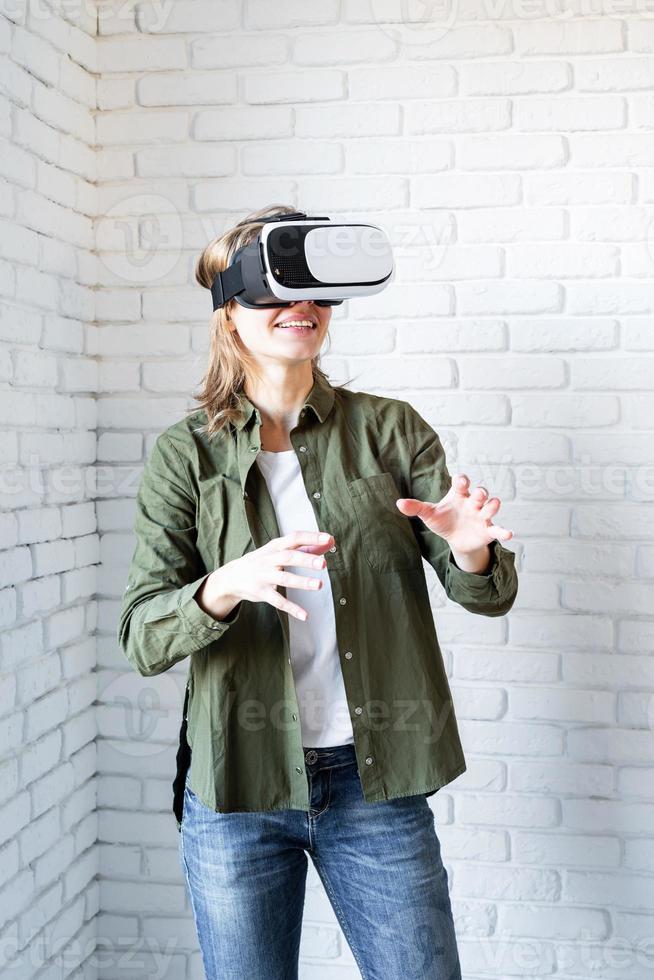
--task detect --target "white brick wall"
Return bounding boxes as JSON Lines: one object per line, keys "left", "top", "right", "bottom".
{"left": 2, "top": 1, "right": 654, "bottom": 978}
{"left": 0, "top": 1, "right": 100, "bottom": 978}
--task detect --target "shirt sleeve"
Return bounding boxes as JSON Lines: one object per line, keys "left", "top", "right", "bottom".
{"left": 117, "top": 432, "right": 242, "bottom": 676}
{"left": 402, "top": 401, "right": 519, "bottom": 618}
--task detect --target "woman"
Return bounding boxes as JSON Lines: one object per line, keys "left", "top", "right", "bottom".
{"left": 118, "top": 204, "right": 519, "bottom": 980}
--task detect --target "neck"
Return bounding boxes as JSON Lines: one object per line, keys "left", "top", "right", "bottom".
{"left": 244, "top": 364, "right": 314, "bottom": 447}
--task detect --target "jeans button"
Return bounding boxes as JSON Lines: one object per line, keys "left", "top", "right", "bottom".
{"left": 305, "top": 749, "right": 318, "bottom": 764}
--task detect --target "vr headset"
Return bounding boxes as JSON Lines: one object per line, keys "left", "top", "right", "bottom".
{"left": 210, "top": 211, "right": 394, "bottom": 311}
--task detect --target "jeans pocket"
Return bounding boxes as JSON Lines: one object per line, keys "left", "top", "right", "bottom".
{"left": 183, "top": 769, "right": 197, "bottom": 806}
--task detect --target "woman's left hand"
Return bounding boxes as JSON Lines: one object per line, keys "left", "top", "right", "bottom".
{"left": 395, "top": 474, "right": 513, "bottom": 572}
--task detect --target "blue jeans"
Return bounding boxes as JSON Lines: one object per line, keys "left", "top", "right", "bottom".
{"left": 179, "top": 742, "right": 462, "bottom": 980}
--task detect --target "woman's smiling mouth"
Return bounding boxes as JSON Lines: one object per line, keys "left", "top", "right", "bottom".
{"left": 274, "top": 318, "right": 317, "bottom": 333}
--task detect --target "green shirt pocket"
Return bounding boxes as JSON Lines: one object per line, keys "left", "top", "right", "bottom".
{"left": 346, "top": 472, "right": 422, "bottom": 573}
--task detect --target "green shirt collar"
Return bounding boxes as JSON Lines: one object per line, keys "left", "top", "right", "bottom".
{"left": 232, "top": 372, "right": 336, "bottom": 431}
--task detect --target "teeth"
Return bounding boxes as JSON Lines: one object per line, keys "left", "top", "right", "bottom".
{"left": 276, "top": 320, "right": 315, "bottom": 328}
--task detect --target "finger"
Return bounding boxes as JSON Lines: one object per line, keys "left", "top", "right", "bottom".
{"left": 262, "top": 587, "right": 308, "bottom": 622}
{"left": 273, "top": 549, "right": 328, "bottom": 570}
{"left": 281, "top": 530, "right": 334, "bottom": 551}
{"left": 487, "top": 523, "right": 514, "bottom": 542}
{"left": 396, "top": 497, "right": 443, "bottom": 520}
{"left": 280, "top": 532, "right": 335, "bottom": 557}
{"left": 262, "top": 531, "right": 333, "bottom": 556}
{"left": 269, "top": 568, "right": 323, "bottom": 592}
{"left": 452, "top": 474, "right": 471, "bottom": 497}
{"left": 466, "top": 486, "right": 492, "bottom": 513}
{"left": 479, "top": 497, "right": 501, "bottom": 519}
{"left": 294, "top": 543, "right": 333, "bottom": 556}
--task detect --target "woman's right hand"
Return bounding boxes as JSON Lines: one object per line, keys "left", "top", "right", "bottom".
{"left": 195, "top": 530, "right": 335, "bottom": 623}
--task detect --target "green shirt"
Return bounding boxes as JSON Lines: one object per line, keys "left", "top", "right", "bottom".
{"left": 117, "top": 373, "right": 518, "bottom": 818}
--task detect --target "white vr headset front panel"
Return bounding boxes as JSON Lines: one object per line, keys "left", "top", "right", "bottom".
{"left": 304, "top": 226, "right": 394, "bottom": 284}
{"left": 259, "top": 221, "right": 394, "bottom": 302}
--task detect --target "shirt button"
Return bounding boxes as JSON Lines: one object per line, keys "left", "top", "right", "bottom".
{"left": 292, "top": 713, "right": 297, "bottom": 721}
{"left": 344, "top": 651, "right": 353, "bottom": 659}
{"left": 313, "top": 491, "right": 321, "bottom": 500}
{"left": 243, "top": 490, "right": 248, "bottom": 499}
{"left": 365, "top": 756, "right": 374, "bottom": 765}
{"left": 288, "top": 657, "right": 291, "bottom": 664}
{"left": 354, "top": 706, "right": 363, "bottom": 715}
{"left": 329, "top": 545, "right": 337, "bottom": 553}
{"left": 299, "top": 445, "right": 307, "bottom": 453}
{"left": 340, "top": 597, "right": 347, "bottom": 605}
{"left": 249, "top": 446, "right": 258, "bottom": 452}
{"left": 295, "top": 766, "right": 303, "bottom": 774}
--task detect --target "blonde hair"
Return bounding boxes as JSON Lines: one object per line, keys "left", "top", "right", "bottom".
{"left": 192, "top": 203, "right": 347, "bottom": 439}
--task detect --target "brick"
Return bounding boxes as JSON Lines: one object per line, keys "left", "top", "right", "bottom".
{"left": 525, "top": 171, "right": 633, "bottom": 205}
{"left": 413, "top": 173, "right": 520, "bottom": 208}
{"left": 506, "top": 242, "right": 618, "bottom": 278}
{"left": 295, "top": 102, "right": 400, "bottom": 137}
{"left": 459, "top": 792, "right": 560, "bottom": 828}
{"left": 96, "top": 110, "right": 188, "bottom": 146}
{"left": 245, "top": 0, "right": 339, "bottom": 30}
{"left": 92, "top": 324, "right": 189, "bottom": 356}
{"left": 349, "top": 64, "right": 456, "bottom": 99}
{"left": 456, "top": 281, "right": 562, "bottom": 316}
{"left": 14, "top": 351, "right": 57, "bottom": 387}
{"left": 516, "top": 95, "right": 626, "bottom": 131}
{"left": 400, "top": 23, "right": 512, "bottom": 61}
{"left": 135, "top": 143, "right": 236, "bottom": 178}
{"left": 346, "top": 138, "right": 451, "bottom": 174}
{"left": 458, "top": 207, "right": 566, "bottom": 243}
{"left": 514, "top": 19, "right": 624, "bottom": 55}
{"left": 135, "top": 0, "right": 240, "bottom": 33}
{"left": 293, "top": 30, "right": 397, "bottom": 65}
{"left": 406, "top": 98, "right": 511, "bottom": 134}
{"left": 194, "top": 105, "right": 293, "bottom": 141}
{"left": 191, "top": 34, "right": 288, "bottom": 69}
{"left": 242, "top": 141, "right": 341, "bottom": 176}
{"left": 193, "top": 177, "right": 295, "bottom": 212}
{"left": 244, "top": 70, "right": 345, "bottom": 104}
{"left": 460, "top": 60, "right": 570, "bottom": 95}
{"left": 97, "top": 38, "right": 186, "bottom": 73}
{"left": 0, "top": 547, "right": 32, "bottom": 589}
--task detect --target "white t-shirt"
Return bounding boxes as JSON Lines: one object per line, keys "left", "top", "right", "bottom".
{"left": 256, "top": 448, "right": 355, "bottom": 748}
